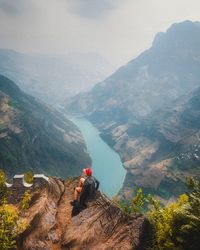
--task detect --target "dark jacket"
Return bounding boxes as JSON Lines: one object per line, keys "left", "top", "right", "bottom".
{"left": 79, "top": 176, "right": 100, "bottom": 207}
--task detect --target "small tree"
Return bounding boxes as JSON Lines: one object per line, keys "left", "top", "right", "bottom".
{"left": 170, "top": 178, "right": 200, "bottom": 250}
{"left": 113, "top": 188, "right": 151, "bottom": 215}
{"left": 147, "top": 177, "right": 200, "bottom": 250}
{"left": 0, "top": 170, "right": 30, "bottom": 250}
{"left": 147, "top": 194, "right": 189, "bottom": 250}
{"left": 19, "top": 191, "right": 31, "bottom": 213}
{"left": 0, "top": 204, "right": 27, "bottom": 250}
{"left": 24, "top": 171, "right": 34, "bottom": 184}
{"left": 130, "top": 188, "right": 146, "bottom": 214}
{"left": 0, "top": 169, "right": 8, "bottom": 204}
{"left": 114, "top": 178, "right": 200, "bottom": 250}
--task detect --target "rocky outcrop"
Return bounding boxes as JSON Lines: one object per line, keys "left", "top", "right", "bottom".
{"left": 15, "top": 177, "right": 148, "bottom": 250}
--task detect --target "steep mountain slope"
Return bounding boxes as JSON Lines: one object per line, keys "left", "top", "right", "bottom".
{"left": 66, "top": 21, "right": 200, "bottom": 123}
{"left": 66, "top": 21, "right": 200, "bottom": 199}
{"left": 10, "top": 177, "right": 148, "bottom": 250}
{"left": 0, "top": 50, "right": 114, "bottom": 104}
{"left": 0, "top": 75, "right": 91, "bottom": 177}
{"left": 102, "top": 87, "right": 200, "bottom": 200}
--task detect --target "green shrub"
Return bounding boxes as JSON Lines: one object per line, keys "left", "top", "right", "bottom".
{"left": 0, "top": 170, "right": 30, "bottom": 250}
{"left": 0, "top": 169, "right": 8, "bottom": 204}
{"left": 114, "top": 177, "right": 200, "bottom": 250}
{"left": 147, "top": 177, "right": 200, "bottom": 250}
{"left": 170, "top": 178, "right": 200, "bottom": 250}
{"left": 147, "top": 194, "right": 189, "bottom": 250}
{"left": 0, "top": 204, "right": 27, "bottom": 250}
{"left": 113, "top": 188, "right": 153, "bottom": 215}
{"left": 24, "top": 171, "right": 34, "bottom": 184}
{"left": 19, "top": 191, "right": 31, "bottom": 213}
{"left": 8, "top": 100, "right": 18, "bottom": 108}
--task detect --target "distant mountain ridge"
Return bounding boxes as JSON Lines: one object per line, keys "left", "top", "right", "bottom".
{"left": 0, "top": 75, "right": 91, "bottom": 177}
{"left": 67, "top": 21, "right": 200, "bottom": 122}
{"left": 0, "top": 50, "right": 114, "bottom": 105}
{"left": 65, "top": 20, "right": 200, "bottom": 200}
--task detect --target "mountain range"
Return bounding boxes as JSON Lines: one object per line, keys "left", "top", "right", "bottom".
{"left": 107, "top": 86, "right": 200, "bottom": 200}
{"left": 66, "top": 21, "right": 200, "bottom": 200}
{"left": 0, "top": 50, "right": 114, "bottom": 105}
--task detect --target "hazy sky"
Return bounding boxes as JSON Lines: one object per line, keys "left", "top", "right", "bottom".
{"left": 0, "top": 0, "right": 199, "bottom": 67}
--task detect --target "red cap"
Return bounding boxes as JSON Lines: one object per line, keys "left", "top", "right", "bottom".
{"left": 83, "top": 168, "right": 92, "bottom": 176}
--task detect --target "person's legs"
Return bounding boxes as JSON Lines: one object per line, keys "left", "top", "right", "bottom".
{"left": 74, "top": 187, "right": 82, "bottom": 200}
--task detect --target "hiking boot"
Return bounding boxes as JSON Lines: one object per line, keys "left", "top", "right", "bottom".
{"left": 70, "top": 200, "right": 78, "bottom": 206}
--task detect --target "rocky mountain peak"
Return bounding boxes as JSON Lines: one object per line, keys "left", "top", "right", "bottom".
{"left": 152, "top": 20, "right": 200, "bottom": 51}
{"left": 66, "top": 20, "right": 200, "bottom": 121}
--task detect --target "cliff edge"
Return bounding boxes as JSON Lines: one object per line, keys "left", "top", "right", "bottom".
{"left": 11, "top": 177, "right": 148, "bottom": 250}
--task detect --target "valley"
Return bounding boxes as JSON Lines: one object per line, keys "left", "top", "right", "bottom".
{"left": 0, "top": 50, "right": 114, "bottom": 105}
{"left": 1, "top": 2, "right": 200, "bottom": 249}
{"left": 1, "top": 20, "right": 200, "bottom": 201}
{"left": 65, "top": 21, "right": 200, "bottom": 201}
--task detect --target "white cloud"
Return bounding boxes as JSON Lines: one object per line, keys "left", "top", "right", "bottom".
{"left": 67, "top": 0, "right": 130, "bottom": 19}
{"left": 0, "top": 0, "right": 199, "bottom": 67}
{"left": 0, "top": 0, "right": 34, "bottom": 16}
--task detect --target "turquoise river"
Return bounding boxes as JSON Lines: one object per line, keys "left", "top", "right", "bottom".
{"left": 69, "top": 117, "right": 126, "bottom": 197}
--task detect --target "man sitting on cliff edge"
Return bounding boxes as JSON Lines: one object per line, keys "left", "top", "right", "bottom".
{"left": 70, "top": 167, "right": 100, "bottom": 207}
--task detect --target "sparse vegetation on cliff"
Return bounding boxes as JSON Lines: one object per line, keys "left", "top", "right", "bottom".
{"left": 24, "top": 171, "right": 34, "bottom": 184}
{"left": 115, "top": 177, "right": 200, "bottom": 250}
{"left": 1, "top": 169, "right": 199, "bottom": 250}
{"left": 0, "top": 170, "right": 30, "bottom": 250}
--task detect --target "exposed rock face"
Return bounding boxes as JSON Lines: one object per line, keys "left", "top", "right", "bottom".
{"left": 16, "top": 178, "right": 148, "bottom": 250}
{"left": 102, "top": 87, "right": 200, "bottom": 201}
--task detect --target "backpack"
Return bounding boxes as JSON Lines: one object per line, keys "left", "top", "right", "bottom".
{"left": 79, "top": 176, "right": 96, "bottom": 208}
{"left": 72, "top": 176, "right": 99, "bottom": 217}
{"left": 83, "top": 176, "right": 96, "bottom": 197}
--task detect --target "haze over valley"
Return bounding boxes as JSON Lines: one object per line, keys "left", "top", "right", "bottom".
{"left": 0, "top": 0, "right": 200, "bottom": 204}
{"left": 1, "top": 1, "right": 200, "bottom": 249}
{"left": 0, "top": 50, "right": 114, "bottom": 105}
{"left": 66, "top": 21, "right": 200, "bottom": 200}
{"left": 0, "top": 20, "right": 200, "bottom": 201}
